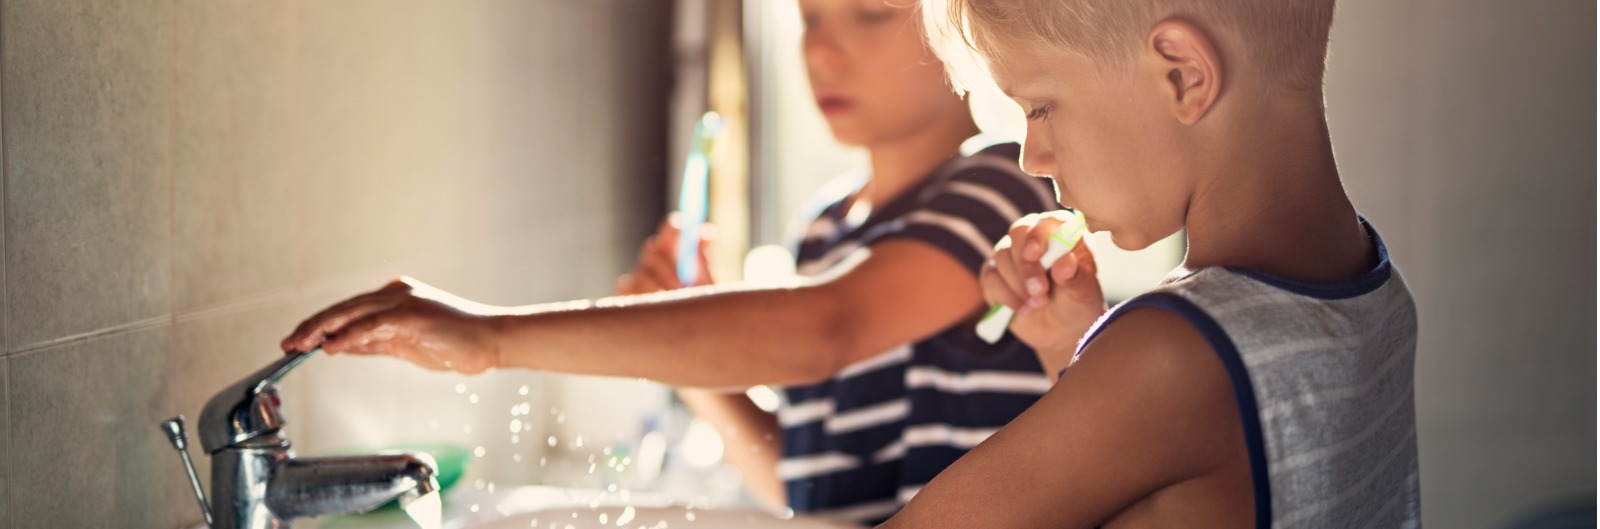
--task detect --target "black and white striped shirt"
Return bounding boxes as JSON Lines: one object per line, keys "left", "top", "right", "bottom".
{"left": 778, "top": 143, "right": 1059, "bottom": 524}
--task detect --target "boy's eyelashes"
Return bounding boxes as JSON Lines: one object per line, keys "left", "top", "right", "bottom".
{"left": 856, "top": 9, "right": 895, "bottom": 24}
{"left": 800, "top": 7, "right": 896, "bottom": 30}
{"left": 1026, "top": 104, "right": 1053, "bottom": 121}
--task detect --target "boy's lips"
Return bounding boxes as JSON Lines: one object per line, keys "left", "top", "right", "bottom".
{"left": 816, "top": 94, "right": 854, "bottom": 116}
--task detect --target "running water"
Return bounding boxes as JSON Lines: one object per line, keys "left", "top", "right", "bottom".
{"left": 402, "top": 490, "right": 442, "bottom": 529}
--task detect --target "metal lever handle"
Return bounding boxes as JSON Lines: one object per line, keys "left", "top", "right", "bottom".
{"left": 160, "top": 415, "right": 214, "bottom": 526}
{"left": 197, "top": 349, "right": 318, "bottom": 453}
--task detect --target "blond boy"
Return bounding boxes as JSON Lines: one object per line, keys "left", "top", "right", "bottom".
{"left": 875, "top": 0, "right": 1420, "bottom": 527}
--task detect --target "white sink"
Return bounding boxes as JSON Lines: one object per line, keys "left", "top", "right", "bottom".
{"left": 447, "top": 505, "right": 861, "bottom": 529}
{"left": 299, "top": 486, "right": 862, "bottom": 529}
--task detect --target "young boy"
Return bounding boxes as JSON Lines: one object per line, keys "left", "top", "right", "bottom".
{"left": 280, "top": 0, "right": 1061, "bottom": 523}
{"left": 872, "top": 0, "right": 1420, "bottom": 527}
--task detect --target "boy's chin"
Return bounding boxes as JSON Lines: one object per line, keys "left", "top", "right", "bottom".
{"left": 1101, "top": 226, "right": 1163, "bottom": 252}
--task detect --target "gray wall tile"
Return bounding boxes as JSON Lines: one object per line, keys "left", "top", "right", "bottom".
{"left": 8, "top": 327, "right": 196, "bottom": 528}
{"left": 170, "top": 3, "right": 301, "bottom": 313}
{"left": 1, "top": 358, "right": 10, "bottom": 529}
{"left": 2, "top": 1, "right": 172, "bottom": 347}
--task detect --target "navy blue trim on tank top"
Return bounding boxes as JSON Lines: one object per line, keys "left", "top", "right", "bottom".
{"left": 1225, "top": 217, "right": 1392, "bottom": 300}
{"left": 1076, "top": 293, "right": 1272, "bottom": 529}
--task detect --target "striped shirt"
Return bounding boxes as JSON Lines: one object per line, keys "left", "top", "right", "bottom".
{"left": 1075, "top": 218, "right": 1421, "bottom": 527}
{"left": 778, "top": 143, "right": 1059, "bottom": 525}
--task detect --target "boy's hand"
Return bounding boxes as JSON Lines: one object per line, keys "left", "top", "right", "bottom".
{"left": 279, "top": 277, "right": 501, "bottom": 374}
{"left": 616, "top": 213, "right": 716, "bottom": 295}
{"left": 980, "top": 211, "right": 1107, "bottom": 359}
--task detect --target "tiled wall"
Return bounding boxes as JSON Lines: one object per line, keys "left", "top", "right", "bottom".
{"left": 1327, "top": 0, "right": 1595, "bottom": 527}
{"left": 0, "top": 1, "right": 672, "bottom": 527}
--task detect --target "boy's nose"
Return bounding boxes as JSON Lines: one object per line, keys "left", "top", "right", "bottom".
{"left": 1019, "top": 134, "right": 1057, "bottom": 178}
{"left": 802, "top": 30, "right": 846, "bottom": 80}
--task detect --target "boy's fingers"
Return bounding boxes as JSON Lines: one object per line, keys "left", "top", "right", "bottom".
{"left": 694, "top": 243, "right": 716, "bottom": 286}
{"left": 1049, "top": 240, "right": 1098, "bottom": 286}
{"left": 991, "top": 250, "right": 1030, "bottom": 305}
{"left": 659, "top": 214, "right": 682, "bottom": 243}
{"left": 638, "top": 246, "right": 681, "bottom": 291}
{"left": 615, "top": 274, "right": 641, "bottom": 296}
{"left": 1048, "top": 252, "right": 1081, "bottom": 285}
{"left": 980, "top": 262, "right": 1025, "bottom": 310}
{"left": 285, "top": 293, "right": 401, "bottom": 352}
{"left": 320, "top": 312, "right": 398, "bottom": 355}
{"left": 1021, "top": 216, "right": 1066, "bottom": 261}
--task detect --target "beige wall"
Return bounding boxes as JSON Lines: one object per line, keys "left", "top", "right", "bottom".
{"left": 0, "top": 1, "right": 672, "bottom": 527}
{"left": 1327, "top": 0, "right": 1595, "bottom": 527}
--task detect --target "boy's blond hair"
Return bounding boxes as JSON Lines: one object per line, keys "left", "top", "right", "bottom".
{"left": 922, "top": 0, "right": 1336, "bottom": 96}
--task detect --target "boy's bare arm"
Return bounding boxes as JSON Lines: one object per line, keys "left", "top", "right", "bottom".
{"left": 877, "top": 308, "right": 1246, "bottom": 529}
{"left": 281, "top": 239, "right": 985, "bottom": 388}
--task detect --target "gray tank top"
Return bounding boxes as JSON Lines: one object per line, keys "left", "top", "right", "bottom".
{"left": 1077, "top": 219, "right": 1421, "bottom": 527}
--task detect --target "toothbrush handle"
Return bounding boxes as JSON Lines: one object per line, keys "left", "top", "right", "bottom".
{"left": 974, "top": 227, "right": 1082, "bottom": 343}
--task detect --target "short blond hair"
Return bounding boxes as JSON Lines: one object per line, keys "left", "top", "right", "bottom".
{"left": 922, "top": 0, "right": 1336, "bottom": 95}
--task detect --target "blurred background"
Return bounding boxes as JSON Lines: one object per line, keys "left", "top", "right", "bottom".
{"left": 0, "top": 1, "right": 1591, "bottom": 528}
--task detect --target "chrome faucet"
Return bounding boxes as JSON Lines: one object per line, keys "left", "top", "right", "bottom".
{"left": 160, "top": 350, "right": 439, "bottom": 529}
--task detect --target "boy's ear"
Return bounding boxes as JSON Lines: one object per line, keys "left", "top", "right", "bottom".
{"left": 1146, "top": 19, "right": 1222, "bottom": 125}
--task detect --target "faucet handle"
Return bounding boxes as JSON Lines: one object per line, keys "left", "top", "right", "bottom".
{"left": 198, "top": 349, "right": 318, "bottom": 454}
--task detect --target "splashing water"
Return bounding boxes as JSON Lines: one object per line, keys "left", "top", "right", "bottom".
{"left": 402, "top": 491, "right": 442, "bottom": 529}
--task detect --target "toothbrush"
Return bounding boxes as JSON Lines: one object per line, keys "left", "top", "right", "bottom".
{"left": 676, "top": 112, "right": 723, "bottom": 286}
{"left": 975, "top": 209, "right": 1088, "bottom": 344}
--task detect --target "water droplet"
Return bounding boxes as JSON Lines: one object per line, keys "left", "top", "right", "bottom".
{"left": 510, "top": 419, "right": 523, "bottom": 433}
{"left": 455, "top": 384, "right": 467, "bottom": 394}
{"left": 599, "top": 513, "right": 609, "bottom": 525}
{"left": 468, "top": 393, "right": 480, "bottom": 404}
{"left": 539, "top": 456, "right": 547, "bottom": 466}
{"left": 548, "top": 436, "right": 558, "bottom": 447}
{"left": 518, "top": 385, "right": 530, "bottom": 396}
{"left": 513, "top": 453, "right": 523, "bottom": 462}
{"left": 470, "top": 504, "right": 480, "bottom": 513}
{"left": 616, "top": 506, "right": 637, "bottom": 526}
{"left": 556, "top": 413, "right": 566, "bottom": 424}
{"left": 487, "top": 482, "right": 496, "bottom": 493}
{"left": 685, "top": 512, "right": 696, "bottom": 521}
{"left": 574, "top": 436, "right": 584, "bottom": 448}
{"left": 511, "top": 434, "right": 521, "bottom": 444}
{"left": 474, "top": 446, "right": 486, "bottom": 458}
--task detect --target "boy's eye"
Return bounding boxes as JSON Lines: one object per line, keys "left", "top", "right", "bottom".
{"left": 1026, "top": 104, "right": 1053, "bottom": 121}
{"left": 857, "top": 9, "right": 894, "bottom": 24}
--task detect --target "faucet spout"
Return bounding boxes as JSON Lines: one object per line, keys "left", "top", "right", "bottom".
{"left": 267, "top": 452, "right": 439, "bottom": 519}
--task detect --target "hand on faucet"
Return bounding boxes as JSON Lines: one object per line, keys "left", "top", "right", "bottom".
{"left": 281, "top": 277, "right": 502, "bottom": 374}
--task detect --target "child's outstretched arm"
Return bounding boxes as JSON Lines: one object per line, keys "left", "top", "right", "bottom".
{"left": 877, "top": 308, "right": 1250, "bottom": 528}
{"left": 280, "top": 238, "right": 986, "bottom": 387}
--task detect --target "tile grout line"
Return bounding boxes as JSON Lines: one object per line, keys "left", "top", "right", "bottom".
{"left": 7, "top": 316, "right": 171, "bottom": 358}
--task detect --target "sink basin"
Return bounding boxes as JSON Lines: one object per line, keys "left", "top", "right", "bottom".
{"left": 447, "top": 505, "right": 861, "bottom": 529}
{"left": 298, "top": 486, "right": 863, "bottom": 529}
